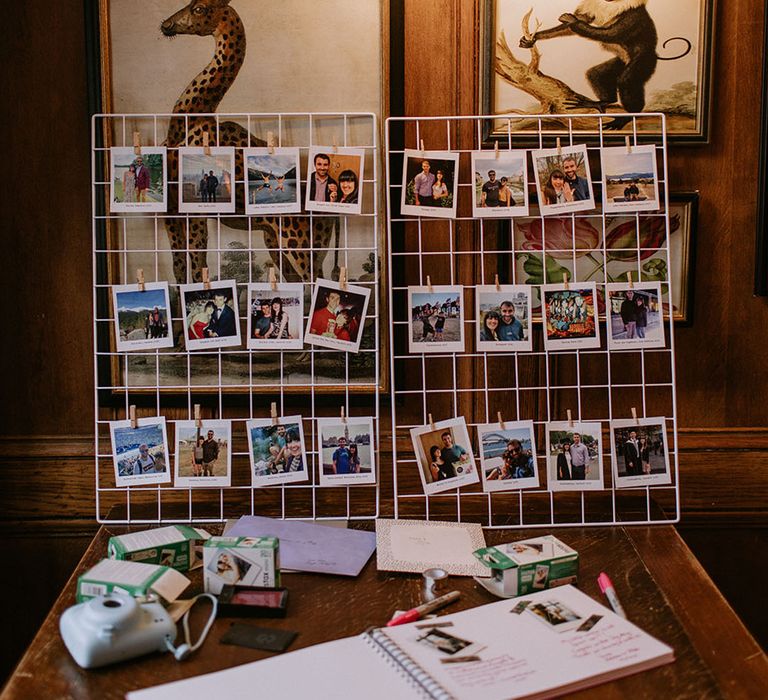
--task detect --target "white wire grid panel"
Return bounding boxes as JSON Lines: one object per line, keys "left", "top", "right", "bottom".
{"left": 386, "top": 113, "right": 680, "bottom": 528}
{"left": 92, "top": 111, "right": 381, "bottom": 524}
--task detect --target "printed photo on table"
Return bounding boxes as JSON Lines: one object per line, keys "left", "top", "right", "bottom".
{"left": 110, "top": 416, "right": 171, "bottom": 487}
{"left": 416, "top": 627, "right": 482, "bottom": 657}
{"left": 110, "top": 147, "right": 167, "bottom": 213}
{"left": 601, "top": 145, "right": 660, "bottom": 214}
{"left": 607, "top": 283, "right": 665, "bottom": 350}
{"left": 532, "top": 144, "right": 595, "bottom": 216}
{"left": 244, "top": 147, "right": 301, "bottom": 215}
{"left": 305, "top": 147, "right": 365, "bottom": 215}
{"left": 611, "top": 418, "right": 672, "bottom": 489}
{"left": 181, "top": 280, "right": 242, "bottom": 351}
{"left": 477, "top": 420, "right": 539, "bottom": 492}
{"left": 542, "top": 283, "right": 601, "bottom": 350}
{"left": 526, "top": 599, "right": 584, "bottom": 633}
{"left": 400, "top": 149, "right": 459, "bottom": 219}
{"left": 305, "top": 279, "right": 370, "bottom": 353}
{"left": 174, "top": 419, "right": 231, "bottom": 488}
{"left": 247, "top": 283, "right": 304, "bottom": 350}
{"left": 476, "top": 286, "right": 532, "bottom": 352}
{"left": 546, "top": 421, "right": 604, "bottom": 492}
{"left": 178, "top": 147, "right": 236, "bottom": 213}
{"left": 408, "top": 286, "right": 465, "bottom": 354}
{"left": 318, "top": 417, "right": 376, "bottom": 486}
{"left": 410, "top": 417, "right": 479, "bottom": 495}
{"left": 247, "top": 416, "right": 308, "bottom": 487}
{"left": 471, "top": 150, "right": 529, "bottom": 218}
{"left": 112, "top": 282, "right": 173, "bottom": 352}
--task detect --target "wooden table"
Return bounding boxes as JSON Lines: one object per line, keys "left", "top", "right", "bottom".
{"left": 2, "top": 525, "right": 766, "bottom": 699}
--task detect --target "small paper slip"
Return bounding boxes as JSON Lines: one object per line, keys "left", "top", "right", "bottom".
{"left": 376, "top": 518, "right": 488, "bottom": 577}
{"left": 227, "top": 516, "right": 375, "bottom": 577}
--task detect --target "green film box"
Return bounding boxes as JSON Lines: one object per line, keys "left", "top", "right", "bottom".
{"left": 473, "top": 535, "right": 578, "bottom": 598}
{"left": 76, "top": 558, "right": 191, "bottom": 604}
{"left": 204, "top": 536, "right": 280, "bottom": 595}
{"left": 107, "top": 525, "right": 211, "bottom": 572}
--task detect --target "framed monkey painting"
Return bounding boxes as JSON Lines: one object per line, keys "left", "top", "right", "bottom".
{"left": 480, "top": 0, "right": 716, "bottom": 143}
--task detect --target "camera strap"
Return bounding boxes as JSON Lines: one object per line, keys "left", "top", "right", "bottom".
{"left": 165, "top": 593, "right": 218, "bottom": 661}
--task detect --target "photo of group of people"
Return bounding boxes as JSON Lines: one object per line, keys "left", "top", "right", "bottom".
{"left": 477, "top": 420, "right": 539, "bottom": 492}
{"left": 110, "top": 147, "right": 167, "bottom": 213}
{"left": 245, "top": 147, "right": 301, "bottom": 215}
{"left": 112, "top": 282, "right": 173, "bottom": 352}
{"left": 306, "top": 279, "right": 371, "bottom": 353}
{"left": 110, "top": 417, "right": 171, "bottom": 487}
{"left": 408, "top": 287, "right": 465, "bottom": 354}
{"left": 317, "top": 417, "right": 376, "bottom": 486}
{"left": 247, "top": 417, "right": 308, "bottom": 487}
{"left": 542, "top": 284, "right": 601, "bottom": 350}
{"left": 179, "top": 147, "right": 235, "bottom": 213}
{"left": 174, "top": 420, "right": 231, "bottom": 488}
{"left": 607, "top": 283, "right": 665, "bottom": 350}
{"left": 476, "top": 286, "right": 532, "bottom": 352}
{"left": 248, "top": 283, "right": 304, "bottom": 350}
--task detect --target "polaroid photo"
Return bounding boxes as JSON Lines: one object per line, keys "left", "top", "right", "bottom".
{"left": 247, "top": 283, "right": 304, "bottom": 350}
{"left": 317, "top": 417, "right": 376, "bottom": 486}
{"left": 174, "top": 419, "right": 232, "bottom": 488}
{"left": 611, "top": 417, "right": 672, "bottom": 488}
{"left": 112, "top": 282, "right": 173, "bottom": 352}
{"left": 247, "top": 416, "right": 308, "bottom": 487}
{"left": 305, "top": 279, "right": 371, "bottom": 353}
{"left": 408, "top": 286, "right": 465, "bottom": 354}
{"left": 244, "top": 147, "right": 301, "bottom": 215}
{"left": 180, "top": 280, "right": 242, "bottom": 351}
{"left": 305, "top": 147, "right": 364, "bottom": 215}
{"left": 110, "top": 147, "right": 167, "bottom": 213}
{"left": 526, "top": 599, "right": 584, "bottom": 633}
{"left": 476, "top": 285, "right": 532, "bottom": 352}
{"left": 471, "top": 150, "right": 529, "bottom": 218}
{"left": 477, "top": 420, "right": 539, "bottom": 492}
{"left": 506, "top": 537, "right": 555, "bottom": 563}
{"left": 415, "top": 627, "right": 483, "bottom": 657}
{"left": 532, "top": 564, "right": 550, "bottom": 589}
{"left": 178, "top": 147, "right": 236, "bottom": 213}
{"left": 400, "top": 149, "right": 459, "bottom": 219}
{"left": 542, "top": 283, "right": 601, "bottom": 351}
{"left": 546, "top": 421, "right": 605, "bottom": 492}
{"left": 410, "top": 417, "right": 479, "bottom": 495}
{"left": 207, "top": 549, "right": 261, "bottom": 587}
{"left": 606, "top": 282, "right": 666, "bottom": 350}
{"left": 601, "top": 144, "right": 660, "bottom": 214}
{"left": 110, "top": 416, "right": 171, "bottom": 487}
{"left": 531, "top": 144, "right": 595, "bottom": 216}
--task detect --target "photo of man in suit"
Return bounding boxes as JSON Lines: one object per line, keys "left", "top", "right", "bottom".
{"left": 208, "top": 291, "right": 236, "bottom": 337}
{"left": 623, "top": 430, "right": 641, "bottom": 476}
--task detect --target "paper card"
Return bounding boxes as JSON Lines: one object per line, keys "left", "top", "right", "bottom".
{"left": 542, "top": 283, "right": 601, "bottom": 351}
{"left": 610, "top": 417, "right": 672, "bottom": 489}
{"left": 244, "top": 147, "right": 302, "bottom": 215}
{"left": 471, "top": 150, "right": 529, "bottom": 218}
{"left": 400, "top": 149, "right": 459, "bottom": 219}
{"left": 110, "top": 416, "right": 171, "bottom": 487}
{"left": 477, "top": 420, "right": 539, "bottom": 492}
{"left": 546, "top": 421, "right": 605, "bottom": 492}
{"left": 112, "top": 282, "right": 174, "bottom": 352}
{"left": 606, "top": 282, "right": 666, "bottom": 350}
{"left": 531, "top": 143, "right": 595, "bottom": 216}
{"left": 475, "top": 286, "right": 533, "bottom": 352}
{"left": 601, "top": 144, "right": 661, "bottom": 214}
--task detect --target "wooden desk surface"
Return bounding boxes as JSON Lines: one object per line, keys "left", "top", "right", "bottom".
{"left": 2, "top": 525, "right": 766, "bottom": 699}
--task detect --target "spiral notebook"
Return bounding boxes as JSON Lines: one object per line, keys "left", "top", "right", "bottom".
{"left": 127, "top": 585, "right": 673, "bottom": 700}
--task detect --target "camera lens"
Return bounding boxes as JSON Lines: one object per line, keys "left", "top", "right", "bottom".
{"left": 103, "top": 599, "right": 122, "bottom": 608}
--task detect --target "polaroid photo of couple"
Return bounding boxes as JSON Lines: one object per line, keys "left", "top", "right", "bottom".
{"left": 317, "top": 417, "right": 376, "bottom": 487}
{"left": 247, "top": 283, "right": 304, "bottom": 351}
{"left": 174, "top": 419, "right": 232, "bottom": 488}
{"left": 611, "top": 417, "right": 672, "bottom": 489}
{"left": 305, "top": 279, "right": 371, "bottom": 353}
{"left": 178, "top": 147, "right": 236, "bottom": 214}
{"left": 181, "top": 280, "right": 242, "bottom": 351}
{"left": 401, "top": 149, "right": 459, "bottom": 219}
{"left": 532, "top": 144, "right": 595, "bottom": 216}
{"left": 601, "top": 144, "right": 661, "bottom": 214}
{"left": 112, "top": 282, "right": 173, "bottom": 352}
{"left": 546, "top": 421, "right": 604, "bottom": 492}
{"left": 476, "top": 286, "right": 532, "bottom": 352}
{"left": 408, "top": 286, "right": 465, "bottom": 354}
{"left": 411, "top": 417, "right": 479, "bottom": 495}
{"left": 606, "top": 282, "right": 666, "bottom": 350}
{"left": 110, "top": 147, "right": 167, "bottom": 213}
{"left": 526, "top": 598, "right": 585, "bottom": 633}
{"left": 305, "top": 148, "right": 365, "bottom": 215}
{"left": 543, "top": 283, "right": 601, "bottom": 351}
{"left": 247, "top": 416, "right": 308, "bottom": 488}
{"left": 471, "top": 150, "right": 530, "bottom": 218}
{"left": 245, "top": 147, "right": 301, "bottom": 215}
{"left": 477, "top": 420, "right": 539, "bottom": 492}
{"left": 110, "top": 416, "right": 171, "bottom": 488}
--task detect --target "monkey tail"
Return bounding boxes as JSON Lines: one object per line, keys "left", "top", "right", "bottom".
{"left": 657, "top": 37, "right": 692, "bottom": 61}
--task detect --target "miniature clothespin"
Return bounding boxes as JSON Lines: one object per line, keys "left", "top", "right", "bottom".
{"left": 626, "top": 270, "right": 634, "bottom": 289}
{"left": 428, "top": 413, "right": 436, "bottom": 431}
{"left": 332, "top": 135, "right": 339, "bottom": 154}
{"left": 625, "top": 136, "right": 632, "bottom": 155}
{"left": 133, "top": 132, "right": 142, "bottom": 156}
{"left": 137, "top": 268, "right": 145, "bottom": 292}
{"left": 494, "top": 141, "right": 500, "bottom": 160}
{"left": 563, "top": 271, "right": 569, "bottom": 290}
{"left": 202, "top": 130, "right": 211, "bottom": 156}
{"left": 631, "top": 407, "right": 638, "bottom": 422}
{"left": 567, "top": 409, "right": 574, "bottom": 428}
{"left": 497, "top": 412, "right": 506, "bottom": 430}
{"left": 267, "top": 131, "right": 275, "bottom": 155}
{"left": 420, "top": 138, "right": 426, "bottom": 156}
{"left": 130, "top": 405, "right": 138, "bottom": 429}
{"left": 271, "top": 402, "right": 278, "bottom": 426}
{"left": 494, "top": 274, "right": 501, "bottom": 292}
{"left": 341, "top": 406, "right": 348, "bottom": 424}
{"left": 339, "top": 267, "right": 348, "bottom": 291}
{"left": 194, "top": 404, "right": 203, "bottom": 428}
{"left": 556, "top": 137, "right": 562, "bottom": 156}
{"left": 269, "top": 266, "right": 278, "bottom": 292}
{"left": 426, "top": 275, "right": 434, "bottom": 293}
{"left": 202, "top": 267, "right": 210, "bottom": 290}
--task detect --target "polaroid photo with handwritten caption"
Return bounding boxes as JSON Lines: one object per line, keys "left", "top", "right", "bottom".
{"left": 471, "top": 150, "right": 530, "bottom": 218}
{"left": 408, "top": 285, "right": 465, "bottom": 354}
{"left": 601, "top": 144, "right": 660, "bottom": 214}
{"left": 112, "top": 282, "right": 173, "bottom": 352}
{"left": 546, "top": 421, "right": 604, "bottom": 492}
{"left": 247, "top": 416, "right": 308, "bottom": 488}
{"left": 611, "top": 417, "right": 672, "bottom": 489}
{"left": 178, "top": 147, "right": 236, "bottom": 214}
{"left": 305, "top": 279, "right": 371, "bottom": 353}
{"left": 110, "top": 416, "right": 171, "bottom": 488}
{"left": 476, "top": 285, "right": 532, "bottom": 352}
{"left": 411, "top": 417, "right": 479, "bottom": 495}
{"left": 532, "top": 143, "right": 595, "bottom": 216}
{"left": 400, "top": 149, "right": 459, "bottom": 219}
{"left": 477, "top": 419, "right": 539, "bottom": 492}
{"left": 606, "top": 282, "right": 665, "bottom": 350}
{"left": 174, "top": 419, "right": 232, "bottom": 488}
{"left": 317, "top": 416, "right": 376, "bottom": 486}
{"left": 542, "top": 283, "right": 601, "bottom": 351}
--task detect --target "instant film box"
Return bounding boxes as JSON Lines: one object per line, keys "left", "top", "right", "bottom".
{"left": 76, "top": 558, "right": 191, "bottom": 604}
{"left": 204, "top": 536, "right": 280, "bottom": 595}
{"left": 473, "top": 535, "right": 578, "bottom": 598}
{"left": 108, "top": 525, "right": 211, "bottom": 572}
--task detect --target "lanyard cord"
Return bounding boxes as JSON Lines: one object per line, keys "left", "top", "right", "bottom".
{"left": 165, "top": 593, "right": 218, "bottom": 661}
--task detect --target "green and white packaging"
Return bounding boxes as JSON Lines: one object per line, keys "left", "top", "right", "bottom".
{"left": 203, "top": 536, "right": 280, "bottom": 595}
{"left": 473, "top": 535, "right": 578, "bottom": 598}
{"left": 76, "top": 558, "right": 191, "bottom": 604}
{"left": 107, "top": 525, "right": 211, "bottom": 572}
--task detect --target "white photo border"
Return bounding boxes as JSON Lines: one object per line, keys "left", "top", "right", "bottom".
{"left": 110, "top": 146, "right": 168, "bottom": 213}
{"left": 304, "top": 147, "right": 365, "bottom": 216}
{"left": 244, "top": 147, "right": 302, "bottom": 215}
{"left": 610, "top": 417, "right": 672, "bottom": 489}
{"left": 531, "top": 144, "right": 595, "bottom": 216}
{"left": 601, "top": 144, "right": 661, "bottom": 214}
{"left": 400, "top": 148, "right": 460, "bottom": 219}
{"left": 112, "top": 281, "right": 174, "bottom": 352}
{"left": 110, "top": 416, "right": 171, "bottom": 488}
{"left": 180, "top": 280, "right": 242, "bottom": 351}
{"left": 305, "top": 278, "right": 371, "bottom": 354}
{"left": 246, "top": 283, "right": 305, "bottom": 350}
{"left": 545, "top": 421, "right": 605, "bottom": 492}
{"left": 174, "top": 419, "right": 232, "bottom": 488}
{"left": 542, "top": 282, "right": 601, "bottom": 351}
{"left": 606, "top": 282, "right": 666, "bottom": 351}
{"left": 408, "top": 285, "right": 466, "bottom": 354}
{"left": 477, "top": 420, "right": 540, "bottom": 492}
{"left": 470, "top": 150, "right": 530, "bottom": 218}
{"left": 178, "top": 146, "right": 236, "bottom": 214}
{"left": 475, "top": 285, "right": 533, "bottom": 353}
{"left": 247, "top": 415, "right": 309, "bottom": 488}
{"left": 317, "top": 417, "right": 377, "bottom": 487}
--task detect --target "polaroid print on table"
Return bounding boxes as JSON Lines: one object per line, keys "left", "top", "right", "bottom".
{"left": 110, "top": 416, "right": 171, "bottom": 487}
{"left": 408, "top": 285, "right": 465, "bottom": 354}
{"left": 542, "top": 283, "right": 601, "bottom": 351}
{"left": 526, "top": 598, "right": 584, "bottom": 633}
{"left": 244, "top": 147, "right": 301, "bottom": 215}
{"left": 305, "top": 147, "right": 364, "bottom": 215}
{"left": 178, "top": 146, "right": 236, "bottom": 213}
{"left": 546, "top": 421, "right": 604, "bottom": 492}
{"left": 317, "top": 417, "right": 376, "bottom": 486}
{"left": 531, "top": 144, "right": 595, "bottom": 216}
{"left": 606, "top": 282, "right": 666, "bottom": 350}
{"left": 207, "top": 549, "right": 261, "bottom": 588}
{"left": 180, "top": 280, "right": 242, "bottom": 351}
{"left": 112, "top": 282, "right": 173, "bottom": 352}
{"left": 477, "top": 419, "right": 539, "bottom": 492}
{"left": 110, "top": 147, "right": 167, "bottom": 213}
{"left": 174, "top": 419, "right": 231, "bottom": 488}
{"left": 601, "top": 144, "right": 660, "bottom": 214}
{"left": 400, "top": 148, "right": 459, "bottom": 219}
{"left": 471, "top": 150, "right": 529, "bottom": 218}
{"left": 305, "top": 279, "right": 370, "bottom": 353}
{"left": 476, "top": 285, "right": 532, "bottom": 352}
{"left": 247, "top": 416, "right": 308, "bottom": 487}
{"left": 611, "top": 417, "right": 672, "bottom": 488}
{"left": 410, "top": 417, "right": 479, "bottom": 495}
{"left": 247, "top": 283, "right": 304, "bottom": 350}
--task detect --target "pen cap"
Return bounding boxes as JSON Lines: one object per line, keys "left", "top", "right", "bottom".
{"left": 597, "top": 572, "right": 613, "bottom": 594}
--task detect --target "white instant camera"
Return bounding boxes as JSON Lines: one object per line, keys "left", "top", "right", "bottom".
{"left": 59, "top": 593, "right": 177, "bottom": 669}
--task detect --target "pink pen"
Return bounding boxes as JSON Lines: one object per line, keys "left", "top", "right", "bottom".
{"left": 387, "top": 591, "right": 461, "bottom": 627}
{"left": 597, "top": 572, "right": 627, "bottom": 618}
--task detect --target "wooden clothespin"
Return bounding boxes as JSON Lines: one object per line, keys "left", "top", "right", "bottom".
{"left": 267, "top": 131, "right": 275, "bottom": 155}
{"left": 133, "top": 132, "right": 142, "bottom": 156}
{"left": 497, "top": 412, "right": 506, "bottom": 430}
{"left": 194, "top": 404, "right": 203, "bottom": 428}
{"left": 627, "top": 270, "right": 634, "bottom": 289}
{"left": 625, "top": 136, "right": 632, "bottom": 155}
{"left": 341, "top": 406, "right": 348, "bottom": 424}
{"left": 202, "top": 267, "right": 210, "bottom": 290}
{"left": 271, "top": 402, "right": 278, "bottom": 426}
{"left": 426, "top": 275, "right": 433, "bottom": 293}
{"left": 494, "top": 274, "right": 501, "bottom": 292}
{"left": 556, "top": 137, "right": 562, "bottom": 156}
{"left": 202, "top": 130, "right": 211, "bottom": 156}
{"left": 130, "top": 405, "right": 138, "bottom": 429}
{"left": 137, "top": 268, "right": 145, "bottom": 292}
{"left": 494, "top": 141, "right": 499, "bottom": 160}
{"left": 420, "top": 139, "right": 426, "bottom": 156}
{"left": 567, "top": 409, "right": 574, "bottom": 428}
{"left": 563, "top": 271, "right": 569, "bottom": 290}
{"left": 339, "top": 267, "right": 348, "bottom": 292}
{"left": 631, "top": 407, "right": 638, "bottom": 422}
{"left": 332, "top": 135, "right": 339, "bottom": 154}
{"left": 269, "top": 266, "right": 278, "bottom": 292}
{"left": 428, "top": 413, "right": 436, "bottom": 431}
